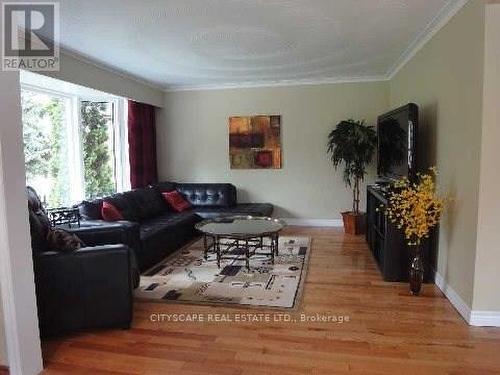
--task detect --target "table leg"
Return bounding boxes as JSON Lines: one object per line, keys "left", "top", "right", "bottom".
{"left": 274, "top": 233, "right": 279, "bottom": 256}
{"left": 203, "top": 234, "right": 208, "bottom": 260}
{"left": 245, "top": 239, "right": 250, "bottom": 270}
{"left": 216, "top": 235, "right": 221, "bottom": 268}
{"left": 270, "top": 234, "right": 275, "bottom": 264}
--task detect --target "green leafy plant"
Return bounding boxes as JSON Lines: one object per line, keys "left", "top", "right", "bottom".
{"left": 46, "top": 97, "right": 71, "bottom": 207}
{"left": 80, "top": 101, "right": 115, "bottom": 199}
{"left": 22, "top": 91, "right": 70, "bottom": 207}
{"left": 327, "top": 119, "right": 377, "bottom": 214}
{"left": 22, "top": 91, "right": 52, "bottom": 181}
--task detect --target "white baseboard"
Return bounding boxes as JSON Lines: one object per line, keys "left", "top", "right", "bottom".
{"left": 470, "top": 311, "right": 500, "bottom": 327}
{"left": 435, "top": 272, "right": 500, "bottom": 327}
{"left": 434, "top": 272, "right": 471, "bottom": 323}
{"left": 281, "top": 218, "right": 343, "bottom": 227}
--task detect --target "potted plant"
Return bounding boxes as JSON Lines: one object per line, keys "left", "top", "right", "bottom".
{"left": 327, "top": 119, "right": 377, "bottom": 235}
{"left": 384, "top": 168, "right": 445, "bottom": 295}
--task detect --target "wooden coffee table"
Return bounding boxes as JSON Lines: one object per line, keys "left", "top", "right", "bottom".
{"left": 195, "top": 216, "right": 286, "bottom": 270}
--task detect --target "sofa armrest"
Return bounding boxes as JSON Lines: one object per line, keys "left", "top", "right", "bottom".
{"left": 228, "top": 184, "right": 237, "bottom": 207}
{"left": 61, "top": 219, "right": 140, "bottom": 250}
{"left": 33, "top": 245, "right": 134, "bottom": 336}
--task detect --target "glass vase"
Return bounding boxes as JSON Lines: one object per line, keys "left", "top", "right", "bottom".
{"left": 409, "top": 244, "right": 424, "bottom": 295}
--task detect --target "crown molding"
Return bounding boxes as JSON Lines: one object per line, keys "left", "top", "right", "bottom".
{"left": 55, "top": 0, "right": 468, "bottom": 93}
{"left": 387, "top": 0, "right": 470, "bottom": 79}
{"left": 60, "top": 48, "right": 165, "bottom": 92}
{"left": 164, "top": 0, "right": 470, "bottom": 92}
{"left": 164, "top": 75, "right": 389, "bottom": 92}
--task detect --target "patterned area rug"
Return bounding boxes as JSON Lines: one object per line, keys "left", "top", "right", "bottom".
{"left": 135, "top": 236, "right": 311, "bottom": 308}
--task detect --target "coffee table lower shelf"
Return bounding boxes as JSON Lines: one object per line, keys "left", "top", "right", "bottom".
{"left": 202, "top": 233, "right": 279, "bottom": 270}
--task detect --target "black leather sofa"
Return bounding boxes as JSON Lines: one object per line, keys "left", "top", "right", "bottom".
{"left": 78, "top": 182, "right": 273, "bottom": 271}
{"left": 27, "top": 187, "right": 137, "bottom": 337}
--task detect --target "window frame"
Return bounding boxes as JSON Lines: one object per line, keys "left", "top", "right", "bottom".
{"left": 21, "top": 83, "right": 130, "bottom": 206}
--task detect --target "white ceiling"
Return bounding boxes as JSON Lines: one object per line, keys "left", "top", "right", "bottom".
{"left": 57, "top": 0, "right": 462, "bottom": 90}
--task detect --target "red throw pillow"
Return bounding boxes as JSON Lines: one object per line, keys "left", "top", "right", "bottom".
{"left": 163, "top": 191, "right": 191, "bottom": 212}
{"left": 101, "top": 201, "right": 123, "bottom": 221}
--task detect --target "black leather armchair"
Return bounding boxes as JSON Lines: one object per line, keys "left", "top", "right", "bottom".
{"left": 60, "top": 220, "right": 141, "bottom": 286}
{"left": 27, "top": 187, "right": 137, "bottom": 337}
{"left": 34, "top": 245, "right": 134, "bottom": 336}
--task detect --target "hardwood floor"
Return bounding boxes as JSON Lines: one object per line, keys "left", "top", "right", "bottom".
{"left": 42, "top": 227, "right": 500, "bottom": 374}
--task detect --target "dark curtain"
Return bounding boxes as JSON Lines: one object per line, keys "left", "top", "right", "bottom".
{"left": 128, "top": 100, "right": 158, "bottom": 189}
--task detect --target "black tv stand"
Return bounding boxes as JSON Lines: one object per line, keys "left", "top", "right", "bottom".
{"left": 370, "top": 181, "right": 392, "bottom": 196}
{"left": 366, "top": 185, "right": 435, "bottom": 282}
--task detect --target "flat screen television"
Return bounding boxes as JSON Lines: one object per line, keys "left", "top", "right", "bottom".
{"left": 377, "top": 103, "right": 418, "bottom": 182}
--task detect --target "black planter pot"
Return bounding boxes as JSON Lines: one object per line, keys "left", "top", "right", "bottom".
{"left": 409, "top": 245, "right": 424, "bottom": 295}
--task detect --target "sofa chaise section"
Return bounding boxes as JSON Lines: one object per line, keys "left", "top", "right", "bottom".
{"left": 169, "top": 183, "right": 273, "bottom": 218}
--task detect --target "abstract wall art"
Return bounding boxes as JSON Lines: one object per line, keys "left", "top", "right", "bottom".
{"left": 229, "top": 115, "right": 281, "bottom": 169}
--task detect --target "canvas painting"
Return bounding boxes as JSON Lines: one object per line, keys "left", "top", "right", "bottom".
{"left": 229, "top": 115, "right": 281, "bottom": 169}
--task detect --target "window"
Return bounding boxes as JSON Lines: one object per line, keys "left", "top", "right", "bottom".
{"left": 80, "top": 100, "right": 118, "bottom": 199}
{"left": 21, "top": 85, "right": 129, "bottom": 208}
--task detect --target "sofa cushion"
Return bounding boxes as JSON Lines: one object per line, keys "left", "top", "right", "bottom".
{"left": 138, "top": 211, "right": 202, "bottom": 271}
{"left": 123, "top": 187, "right": 168, "bottom": 221}
{"left": 163, "top": 191, "right": 191, "bottom": 212}
{"left": 79, "top": 199, "right": 103, "bottom": 220}
{"left": 46, "top": 228, "right": 85, "bottom": 252}
{"left": 104, "top": 193, "right": 141, "bottom": 222}
{"left": 140, "top": 211, "right": 201, "bottom": 240}
{"left": 28, "top": 208, "right": 51, "bottom": 253}
{"left": 27, "top": 186, "right": 46, "bottom": 213}
{"left": 194, "top": 203, "right": 274, "bottom": 219}
{"left": 152, "top": 181, "right": 176, "bottom": 193}
{"left": 175, "top": 183, "right": 237, "bottom": 207}
{"left": 26, "top": 186, "right": 52, "bottom": 253}
{"left": 101, "top": 201, "right": 124, "bottom": 221}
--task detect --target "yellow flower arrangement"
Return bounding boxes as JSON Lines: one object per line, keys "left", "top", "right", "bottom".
{"left": 384, "top": 167, "right": 445, "bottom": 245}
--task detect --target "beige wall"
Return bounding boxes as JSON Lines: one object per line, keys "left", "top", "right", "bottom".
{"left": 159, "top": 82, "right": 389, "bottom": 219}
{"left": 40, "top": 52, "right": 164, "bottom": 107}
{"left": 390, "top": 0, "right": 486, "bottom": 307}
{"left": 473, "top": 3, "right": 500, "bottom": 311}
